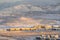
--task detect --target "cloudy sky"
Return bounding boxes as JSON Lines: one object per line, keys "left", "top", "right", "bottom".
{"left": 0, "top": 0, "right": 60, "bottom": 28}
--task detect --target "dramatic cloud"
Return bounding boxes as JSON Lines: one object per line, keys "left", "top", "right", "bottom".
{"left": 4, "top": 17, "right": 58, "bottom": 27}
{"left": 0, "top": 0, "right": 23, "bottom": 3}
{"left": 0, "top": 4, "right": 46, "bottom": 17}
{"left": 0, "top": 3, "right": 60, "bottom": 26}
{"left": 4, "top": 17, "right": 40, "bottom": 27}
{"left": 0, "top": 0, "right": 60, "bottom": 28}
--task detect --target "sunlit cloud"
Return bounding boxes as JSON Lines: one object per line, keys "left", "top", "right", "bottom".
{"left": 4, "top": 17, "right": 40, "bottom": 27}
{"left": 0, "top": 0, "right": 60, "bottom": 28}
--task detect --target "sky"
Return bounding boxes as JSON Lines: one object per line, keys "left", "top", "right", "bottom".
{"left": 0, "top": 0, "right": 23, "bottom": 3}
{"left": 0, "top": 0, "right": 60, "bottom": 28}
{"left": 0, "top": 0, "right": 60, "bottom": 4}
